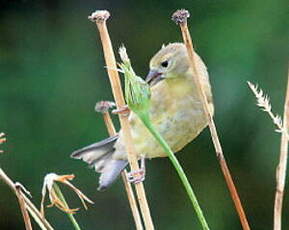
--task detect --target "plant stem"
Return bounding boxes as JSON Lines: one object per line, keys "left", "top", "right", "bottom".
{"left": 15, "top": 185, "right": 33, "bottom": 230}
{"left": 89, "top": 10, "right": 154, "bottom": 229}
{"left": 95, "top": 101, "right": 143, "bottom": 230}
{"left": 172, "top": 9, "right": 250, "bottom": 230}
{"left": 0, "top": 168, "right": 54, "bottom": 230}
{"left": 121, "top": 170, "right": 144, "bottom": 230}
{"left": 53, "top": 184, "right": 81, "bottom": 230}
{"left": 138, "top": 113, "right": 209, "bottom": 230}
{"left": 104, "top": 119, "right": 144, "bottom": 230}
{"left": 274, "top": 67, "right": 289, "bottom": 230}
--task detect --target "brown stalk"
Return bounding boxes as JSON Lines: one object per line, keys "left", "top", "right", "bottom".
{"left": 0, "top": 168, "right": 54, "bottom": 230}
{"left": 172, "top": 9, "right": 250, "bottom": 230}
{"left": 274, "top": 67, "right": 289, "bottom": 230}
{"left": 15, "top": 183, "right": 33, "bottom": 230}
{"left": 89, "top": 10, "right": 154, "bottom": 229}
{"left": 95, "top": 101, "right": 143, "bottom": 230}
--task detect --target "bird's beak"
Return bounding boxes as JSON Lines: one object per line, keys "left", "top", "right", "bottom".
{"left": 145, "top": 70, "right": 163, "bottom": 86}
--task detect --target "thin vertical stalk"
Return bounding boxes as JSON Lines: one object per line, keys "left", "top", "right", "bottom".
{"left": 121, "top": 171, "right": 144, "bottom": 230}
{"left": 274, "top": 67, "right": 289, "bottom": 230}
{"left": 89, "top": 10, "right": 154, "bottom": 229}
{"left": 172, "top": 9, "right": 250, "bottom": 230}
{"left": 95, "top": 101, "right": 143, "bottom": 230}
{"left": 53, "top": 184, "right": 81, "bottom": 230}
{"left": 102, "top": 112, "right": 116, "bottom": 135}
{"left": 15, "top": 186, "right": 33, "bottom": 230}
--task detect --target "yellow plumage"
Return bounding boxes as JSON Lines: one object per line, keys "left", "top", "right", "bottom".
{"left": 114, "top": 43, "right": 213, "bottom": 159}
{"left": 72, "top": 42, "right": 214, "bottom": 189}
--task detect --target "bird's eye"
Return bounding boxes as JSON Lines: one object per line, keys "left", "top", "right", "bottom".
{"left": 161, "top": 60, "right": 169, "bottom": 68}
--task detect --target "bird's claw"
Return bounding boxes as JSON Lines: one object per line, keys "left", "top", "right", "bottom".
{"left": 126, "top": 156, "right": 146, "bottom": 184}
{"left": 127, "top": 169, "right": 145, "bottom": 184}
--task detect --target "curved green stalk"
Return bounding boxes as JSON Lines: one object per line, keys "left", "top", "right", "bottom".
{"left": 138, "top": 112, "right": 210, "bottom": 230}
{"left": 53, "top": 184, "right": 82, "bottom": 230}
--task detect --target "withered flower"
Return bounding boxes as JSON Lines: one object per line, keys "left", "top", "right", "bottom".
{"left": 41, "top": 173, "right": 93, "bottom": 216}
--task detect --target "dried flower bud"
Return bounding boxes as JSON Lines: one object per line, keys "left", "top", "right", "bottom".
{"left": 171, "top": 9, "right": 190, "bottom": 25}
{"left": 41, "top": 173, "right": 93, "bottom": 216}
{"left": 88, "top": 10, "right": 110, "bottom": 23}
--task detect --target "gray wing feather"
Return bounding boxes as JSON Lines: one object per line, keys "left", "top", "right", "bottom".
{"left": 98, "top": 160, "right": 128, "bottom": 191}
{"left": 71, "top": 135, "right": 128, "bottom": 190}
{"left": 71, "top": 135, "right": 118, "bottom": 168}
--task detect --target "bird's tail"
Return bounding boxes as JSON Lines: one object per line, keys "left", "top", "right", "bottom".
{"left": 71, "top": 135, "right": 128, "bottom": 191}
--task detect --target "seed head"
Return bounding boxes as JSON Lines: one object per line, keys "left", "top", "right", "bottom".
{"left": 118, "top": 46, "right": 151, "bottom": 116}
{"left": 172, "top": 9, "right": 190, "bottom": 25}
{"left": 88, "top": 10, "right": 110, "bottom": 23}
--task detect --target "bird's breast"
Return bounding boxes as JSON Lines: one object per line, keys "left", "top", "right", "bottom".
{"left": 122, "top": 77, "right": 209, "bottom": 159}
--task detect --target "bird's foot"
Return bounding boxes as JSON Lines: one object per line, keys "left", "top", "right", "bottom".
{"left": 127, "top": 169, "right": 145, "bottom": 184}
{"left": 112, "top": 105, "right": 130, "bottom": 117}
{"left": 126, "top": 156, "right": 146, "bottom": 184}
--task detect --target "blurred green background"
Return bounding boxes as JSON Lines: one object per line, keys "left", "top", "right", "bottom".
{"left": 0, "top": 0, "right": 288, "bottom": 229}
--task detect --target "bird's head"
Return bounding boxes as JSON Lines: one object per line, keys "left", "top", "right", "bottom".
{"left": 146, "top": 43, "right": 189, "bottom": 86}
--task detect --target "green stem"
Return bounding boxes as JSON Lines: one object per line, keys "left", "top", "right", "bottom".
{"left": 53, "top": 184, "right": 82, "bottom": 230}
{"left": 138, "top": 112, "right": 210, "bottom": 230}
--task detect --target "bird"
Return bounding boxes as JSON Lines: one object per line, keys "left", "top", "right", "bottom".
{"left": 71, "top": 42, "right": 214, "bottom": 190}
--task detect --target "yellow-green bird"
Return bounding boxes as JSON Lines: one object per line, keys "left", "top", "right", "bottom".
{"left": 71, "top": 43, "right": 214, "bottom": 190}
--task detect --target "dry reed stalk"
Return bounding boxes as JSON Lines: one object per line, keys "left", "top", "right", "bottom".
{"left": 274, "top": 68, "right": 289, "bottom": 230}
{"left": 171, "top": 9, "right": 250, "bottom": 230}
{"left": 95, "top": 101, "right": 143, "bottom": 230}
{"left": 121, "top": 171, "right": 143, "bottom": 229}
{"left": 15, "top": 183, "right": 33, "bottom": 230}
{"left": 89, "top": 10, "right": 154, "bottom": 229}
{"left": 0, "top": 168, "right": 54, "bottom": 230}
